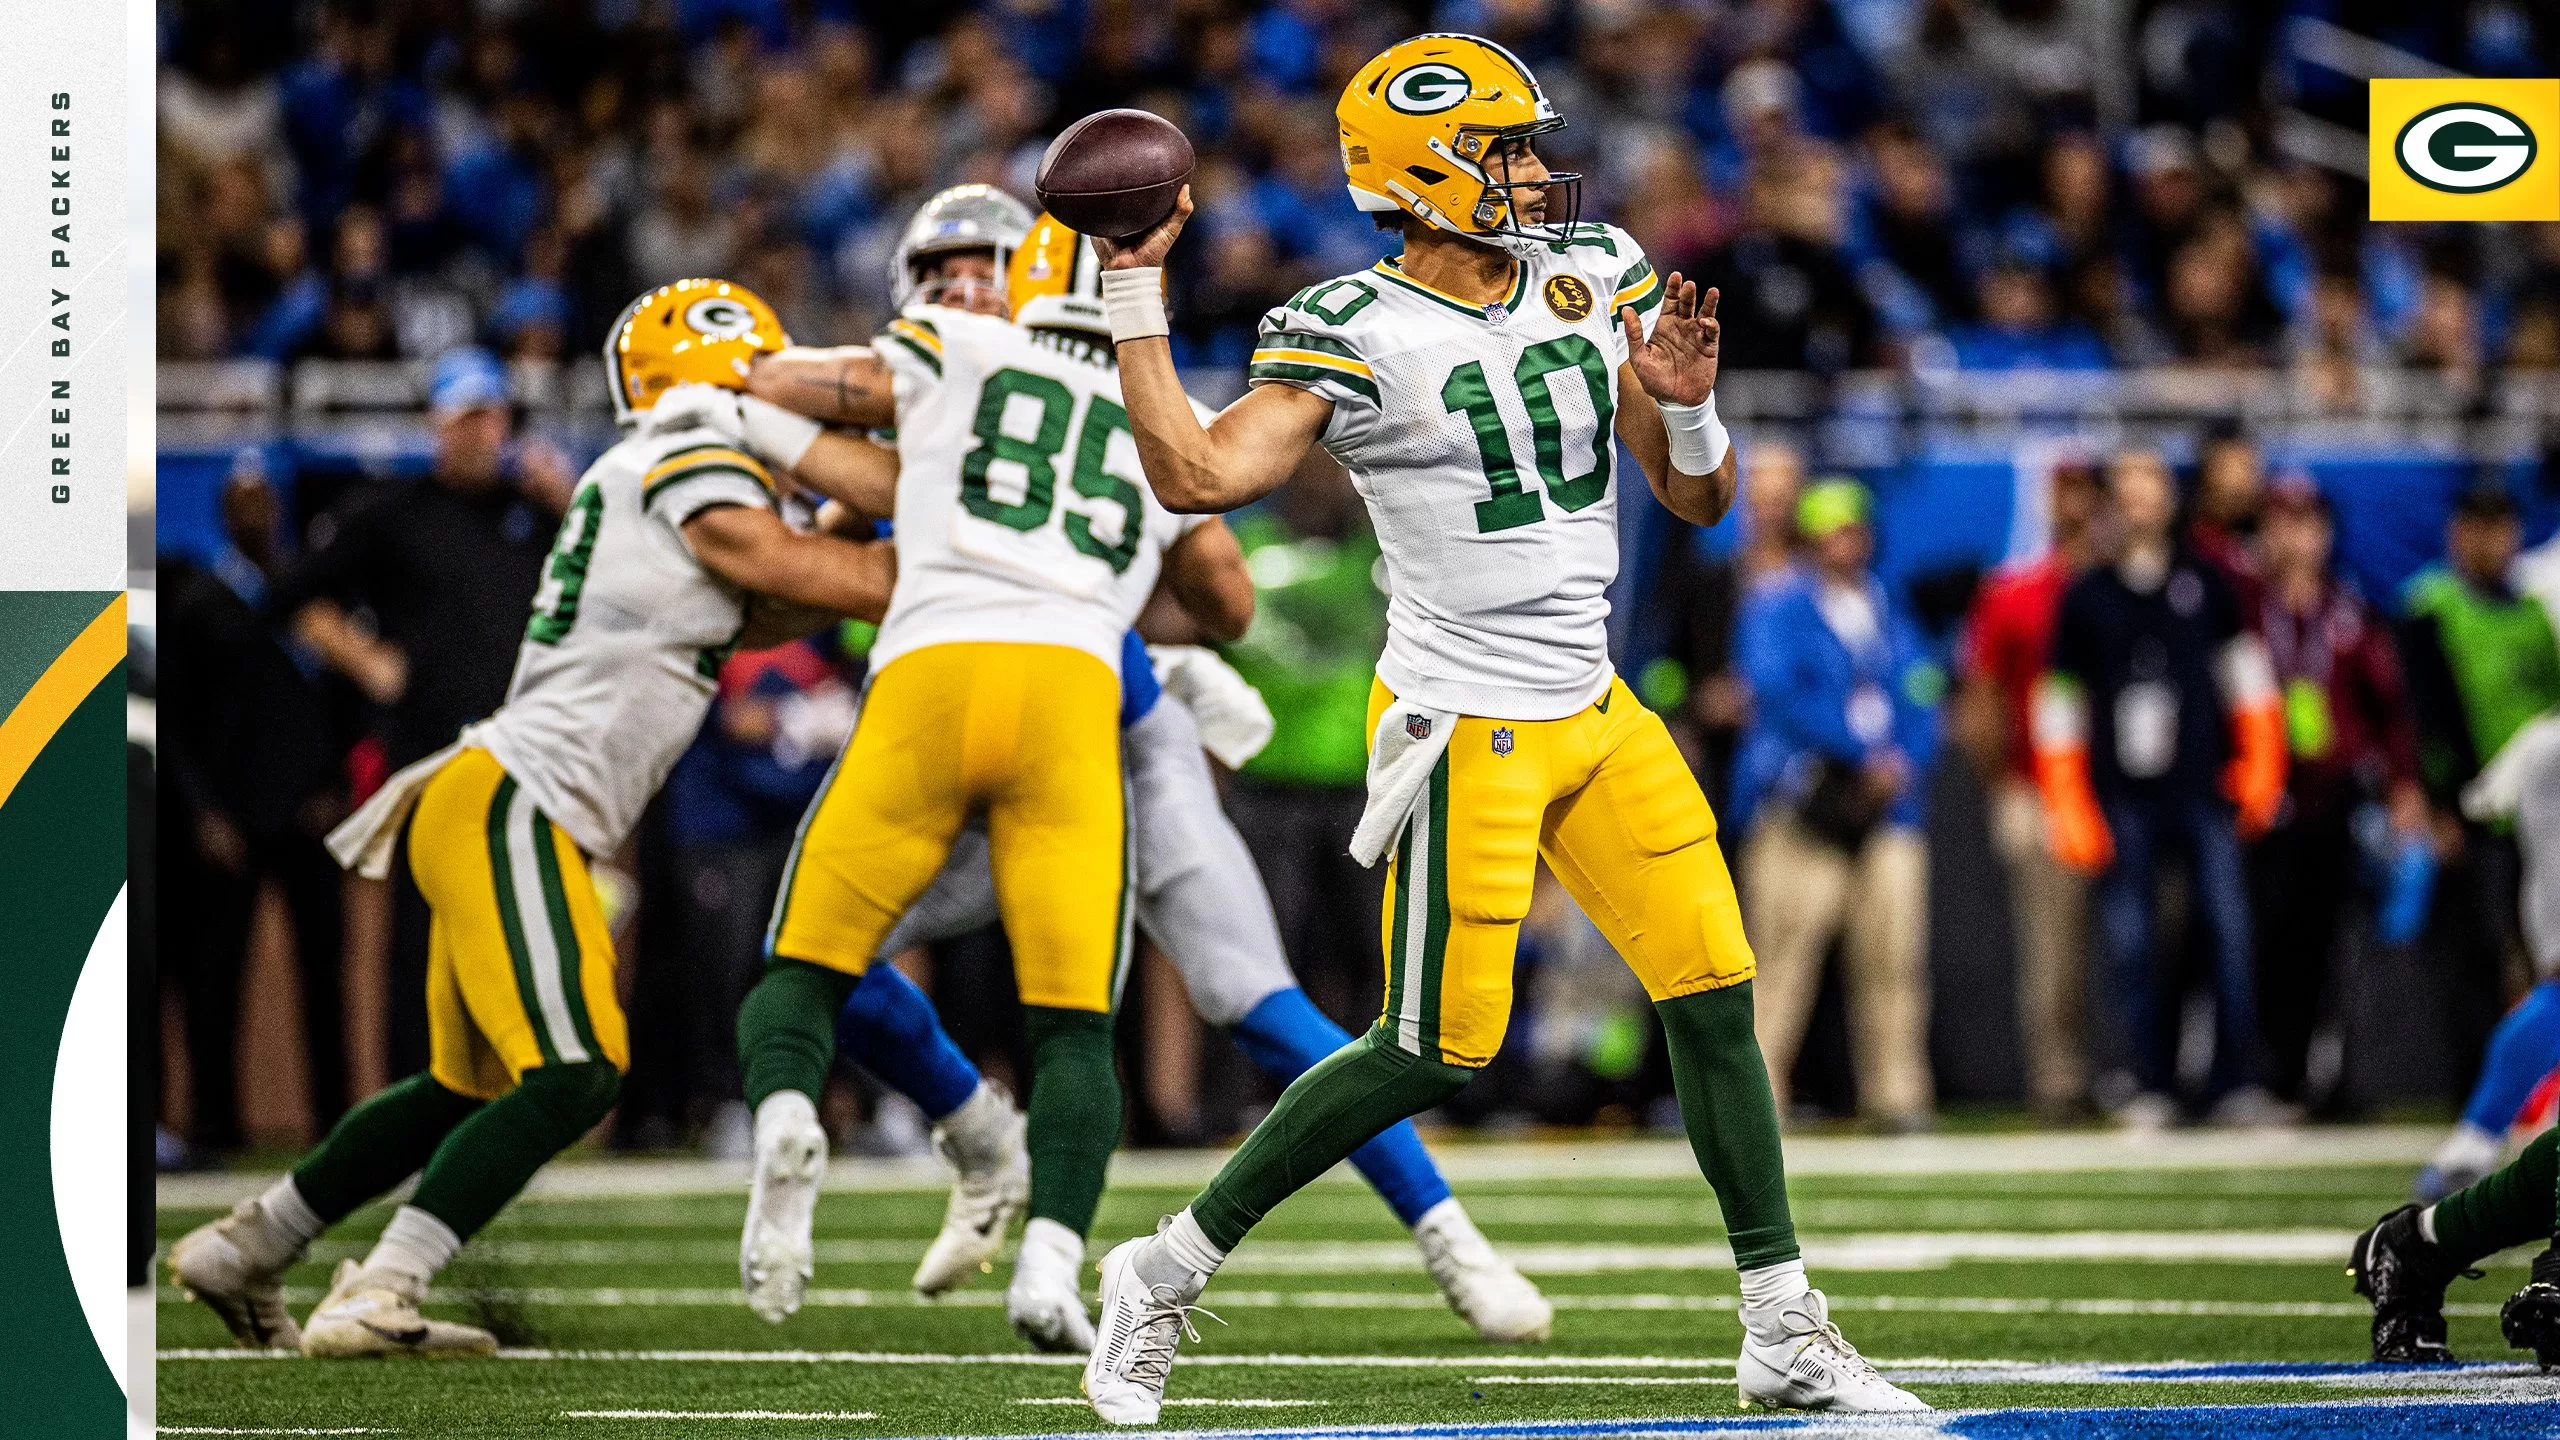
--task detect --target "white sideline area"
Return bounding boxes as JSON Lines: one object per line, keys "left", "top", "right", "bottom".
{"left": 157, "top": 1124, "right": 2447, "bottom": 1209}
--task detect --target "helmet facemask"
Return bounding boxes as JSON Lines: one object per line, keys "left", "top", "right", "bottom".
{"left": 1447, "top": 118, "right": 1581, "bottom": 255}
{"left": 908, "top": 248, "right": 1011, "bottom": 317}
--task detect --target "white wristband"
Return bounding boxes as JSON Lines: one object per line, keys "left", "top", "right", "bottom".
{"left": 1659, "top": 392, "right": 1729, "bottom": 475}
{"left": 738, "top": 393, "right": 823, "bottom": 472}
{"left": 1100, "top": 267, "right": 1170, "bottom": 343}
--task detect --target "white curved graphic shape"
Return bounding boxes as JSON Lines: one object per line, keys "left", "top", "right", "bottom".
{"left": 52, "top": 885, "right": 127, "bottom": 1396}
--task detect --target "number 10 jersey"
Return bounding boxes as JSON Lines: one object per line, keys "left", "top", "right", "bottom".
{"left": 1249, "top": 222, "right": 1664, "bottom": 721}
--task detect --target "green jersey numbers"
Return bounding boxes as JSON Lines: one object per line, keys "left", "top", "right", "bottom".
{"left": 1442, "top": 333, "right": 1615, "bottom": 534}
{"left": 527, "top": 482, "right": 605, "bottom": 644}
{"left": 958, "top": 367, "right": 1145, "bottom": 573}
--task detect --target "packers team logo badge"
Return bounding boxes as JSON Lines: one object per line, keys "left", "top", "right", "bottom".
{"left": 1543, "top": 274, "right": 1593, "bottom": 322}
{"left": 2372, "top": 79, "right": 2560, "bottom": 221}
{"left": 1384, "top": 63, "right": 1472, "bottom": 115}
{"left": 1405, "top": 713, "right": 1432, "bottom": 741}
{"left": 1491, "top": 727, "right": 1515, "bottom": 756}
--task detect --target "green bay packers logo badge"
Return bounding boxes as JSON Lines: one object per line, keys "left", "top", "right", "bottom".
{"left": 1384, "top": 63, "right": 1472, "bottom": 115}
{"left": 684, "top": 296, "right": 757, "bottom": 337}
{"left": 2396, "top": 102, "right": 2538, "bottom": 193}
{"left": 1544, "top": 274, "right": 1594, "bottom": 322}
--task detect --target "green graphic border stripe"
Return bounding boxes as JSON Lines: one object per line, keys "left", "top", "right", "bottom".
{"left": 486, "top": 777, "right": 562, "bottom": 1067}
{"left": 1388, "top": 809, "right": 1414, "bottom": 1053}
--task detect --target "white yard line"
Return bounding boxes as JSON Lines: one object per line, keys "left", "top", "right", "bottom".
{"left": 560, "top": 1411, "right": 879, "bottom": 1421}
{"left": 154, "top": 1127, "right": 2449, "bottom": 1209}
{"left": 1014, "top": 1399, "right": 1329, "bottom": 1408}
{"left": 275, "top": 1230, "right": 2375, "bottom": 1275}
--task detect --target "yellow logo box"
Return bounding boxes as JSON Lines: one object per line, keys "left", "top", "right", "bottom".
{"left": 2372, "top": 79, "right": 2560, "bottom": 220}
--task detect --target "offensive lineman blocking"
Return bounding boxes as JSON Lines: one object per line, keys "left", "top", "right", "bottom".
{"left": 1078, "top": 35, "right": 1925, "bottom": 1420}
{"left": 166, "top": 281, "right": 896, "bottom": 1356}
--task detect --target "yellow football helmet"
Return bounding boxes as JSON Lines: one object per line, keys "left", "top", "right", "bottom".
{"left": 1337, "top": 33, "right": 1582, "bottom": 257}
{"left": 1007, "top": 211, "right": 1110, "bottom": 338}
{"left": 602, "top": 278, "right": 789, "bottom": 426}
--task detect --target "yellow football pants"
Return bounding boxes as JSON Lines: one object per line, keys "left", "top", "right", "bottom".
{"left": 1372, "top": 675, "right": 1755, "bottom": 1068}
{"left": 766, "top": 641, "right": 1131, "bottom": 1013}
{"left": 407, "top": 748, "right": 628, "bottom": 1100}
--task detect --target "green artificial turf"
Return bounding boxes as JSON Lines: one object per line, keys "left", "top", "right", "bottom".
{"left": 154, "top": 1154, "right": 2558, "bottom": 1438}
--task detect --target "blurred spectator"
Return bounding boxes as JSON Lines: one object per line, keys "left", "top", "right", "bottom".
{"left": 264, "top": 349, "right": 561, "bottom": 1075}
{"left": 1856, "top": 120, "right": 1970, "bottom": 336}
{"left": 1959, "top": 458, "right": 2103, "bottom": 1119}
{"left": 2249, "top": 480, "right": 2427, "bottom": 1112}
{"left": 1700, "top": 145, "right": 1878, "bottom": 373}
{"left": 2187, "top": 425, "right": 2266, "bottom": 619}
{"left": 1219, "top": 455, "right": 1390, "bottom": 1033}
{"left": 2037, "top": 451, "right": 2287, "bottom": 1128}
{"left": 158, "top": 463, "right": 356, "bottom": 1146}
{"left": 1734, "top": 479, "right": 1941, "bottom": 1130}
{"left": 1945, "top": 253, "right": 2110, "bottom": 371}
{"left": 2399, "top": 486, "right": 2560, "bottom": 1082}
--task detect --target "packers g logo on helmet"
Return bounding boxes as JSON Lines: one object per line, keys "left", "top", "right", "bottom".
{"left": 602, "top": 279, "right": 788, "bottom": 426}
{"left": 1384, "top": 62, "right": 1471, "bottom": 115}
{"left": 1338, "top": 33, "right": 1584, "bottom": 258}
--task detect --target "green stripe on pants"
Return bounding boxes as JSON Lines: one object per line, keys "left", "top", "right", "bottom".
{"left": 485, "top": 777, "right": 561, "bottom": 1067}
{"left": 1416, "top": 757, "right": 1451, "bottom": 1059}
{"left": 530, "top": 810, "right": 604, "bottom": 1060}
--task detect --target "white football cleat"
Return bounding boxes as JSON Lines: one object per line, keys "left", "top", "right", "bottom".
{"left": 1009, "top": 1218, "right": 1096, "bottom": 1353}
{"left": 1414, "top": 1199, "right": 1552, "bottom": 1342}
{"left": 741, "top": 1090, "right": 828, "bottom": 1323}
{"left": 298, "top": 1260, "right": 497, "bottom": 1358}
{"left": 1737, "top": 1289, "right": 1927, "bottom": 1412}
{"left": 1083, "top": 1232, "right": 1214, "bottom": 1425}
{"left": 913, "top": 1081, "right": 1030, "bottom": 1296}
{"left": 167, "top": 1200, "right": 302, "bottom": 1351}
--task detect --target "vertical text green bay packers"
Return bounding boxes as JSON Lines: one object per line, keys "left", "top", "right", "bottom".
{"left": 166, "top": 280, "right": 896, "bottom": 1357}
{"left": 1075, "top": 33, "right": 1929, "bottom": 1422}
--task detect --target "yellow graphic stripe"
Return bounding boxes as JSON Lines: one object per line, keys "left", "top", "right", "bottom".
{"left": 1614, "top": 270, "right": 1661, "bottom": 308}
{"left": 0, "top": 593, "right": 123, "bottom": 816}
{"left": 1249, "top": 347, "right": 1374, "bottom": 379}
{"left": 887, "top": 318, "right": 944, "bottom": 356}
{"left": 644, "top": 445, "right": 773, "bottom": 493}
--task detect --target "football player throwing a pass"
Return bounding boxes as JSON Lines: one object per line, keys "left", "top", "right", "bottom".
{"left": 1077, "top": 34, "right": 1925, "bottom": 1420}
{"left": 166, "top": 280, "right": 895, "bottom": 1357}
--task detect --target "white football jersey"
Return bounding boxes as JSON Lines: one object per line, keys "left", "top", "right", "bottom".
{"left": 1248, "top": 223, "right": 1664, "bottom": 720}
{"left": 869, "top": 307, "right": 1201, "bottom": 676}
{"left": 467, "top": 421, "right": 774, "bottom": 856}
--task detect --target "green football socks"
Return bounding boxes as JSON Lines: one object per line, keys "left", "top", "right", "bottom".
{"left": 2431, "top": 1125, "right": 2560, "bottom": 1267}
{"left": 1657, "top": 982, "right": 1801, "bottom": 1270}
{"left": 1022, "top": 1006, "right": 1124, "bottom": 1234}
{"left": 289, "top": 1072, "right": 485, "bottom": 1223}
{"left": 1192, "top": 1024, "right": 1474, "bottom": 1252}
{"left": 409, "top": 1061, "right": 622, "bottom": 1240}
{"left": 738, "top": 958, "right": 859, "bottom": 1111}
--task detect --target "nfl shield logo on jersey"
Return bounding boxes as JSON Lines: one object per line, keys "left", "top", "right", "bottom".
{"left": 1405, "top": 713, "right": 1433, "bottom": 741}
{"left": 1492, "top": 727, "right": 1515, "bottom": 756}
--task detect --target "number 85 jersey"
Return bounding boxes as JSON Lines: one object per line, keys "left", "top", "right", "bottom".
{"left": 1250, "top": 223, "right": 1664, "bottom": 722}
{"left": 869, "top": 307, "right": 1203, "bottom": 679}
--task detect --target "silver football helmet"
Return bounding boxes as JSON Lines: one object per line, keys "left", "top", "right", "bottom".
{"left": 888, "top": 183, "right": 1036, "bottom": 312}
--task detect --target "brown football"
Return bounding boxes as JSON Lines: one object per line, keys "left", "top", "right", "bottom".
{"left": 1034, "top": 109, "right": 1195, "bottom": 239}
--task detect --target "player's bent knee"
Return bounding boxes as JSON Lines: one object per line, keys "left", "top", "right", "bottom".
{"left": 514, "top": 1060, "right": 623, "bottom": 1137}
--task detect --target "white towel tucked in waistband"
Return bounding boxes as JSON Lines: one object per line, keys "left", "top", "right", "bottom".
{"left": 325, "top": 738, "right": 469, "bottom": 879}
{"left": 1349, "top": 701, "right": 1457, "bottom": 868}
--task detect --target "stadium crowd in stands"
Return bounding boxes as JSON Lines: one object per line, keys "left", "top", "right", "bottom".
{"left": 154, "top": 2, "right": 2560, "bottom": 1157}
